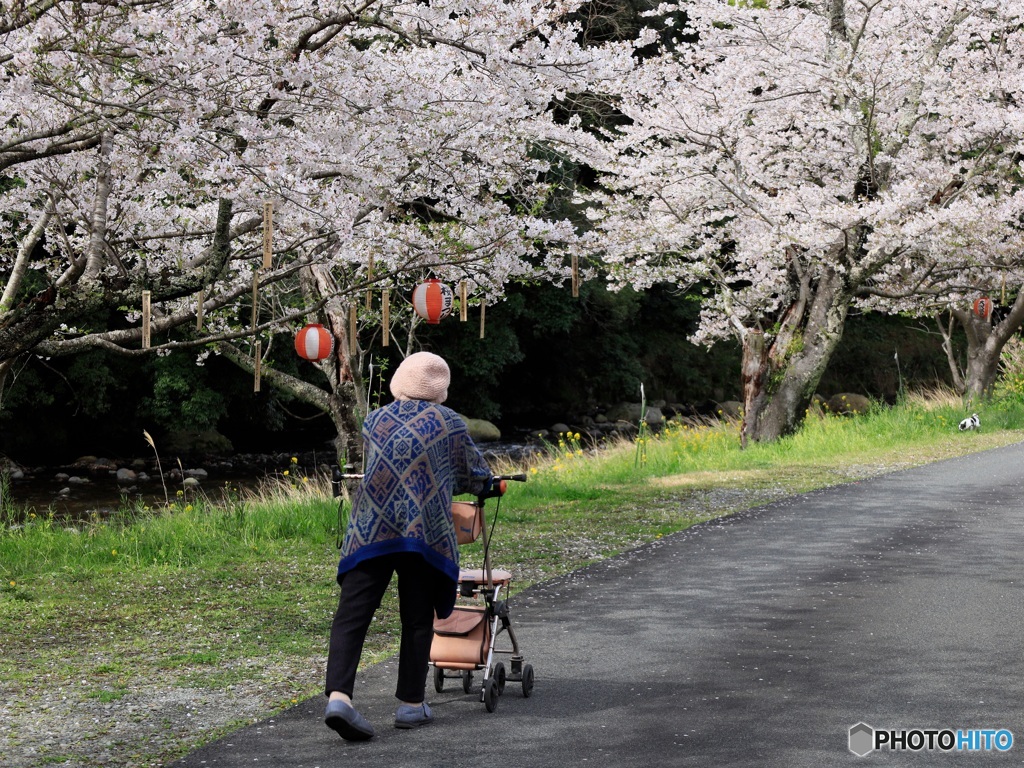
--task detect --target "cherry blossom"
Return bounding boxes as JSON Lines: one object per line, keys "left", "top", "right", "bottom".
{"left": 576, "top": 0, "right": 1024, "bottom": 440}
{"left": 0, "top": 0, "right": 631, "bottom": 456}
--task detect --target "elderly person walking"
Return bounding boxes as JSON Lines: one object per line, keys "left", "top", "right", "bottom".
{"left": 324, "top": 351, "right": 492, "bottom": 740}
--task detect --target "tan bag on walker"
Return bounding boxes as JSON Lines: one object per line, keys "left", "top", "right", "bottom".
{"left": 452, "top": 501, "right": 483, "bottom": 544}
{"left": 431, "top": 606, "right": 490, "bottom": 667}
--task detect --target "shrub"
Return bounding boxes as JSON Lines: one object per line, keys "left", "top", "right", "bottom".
{"left": 994, "top": 337, "right": 1024, "bottom": 403}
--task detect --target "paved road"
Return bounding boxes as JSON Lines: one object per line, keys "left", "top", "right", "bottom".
{"left": 172, "top": 442, "right": 1024, "bottom": 767}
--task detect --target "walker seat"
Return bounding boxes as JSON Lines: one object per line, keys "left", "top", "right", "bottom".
{"left": 458, "top": 568, "right": 512, "bottom": 587}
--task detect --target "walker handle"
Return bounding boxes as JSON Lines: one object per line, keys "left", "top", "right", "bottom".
{"left": 480, "top": 473, "right": 527, "bottom": 499}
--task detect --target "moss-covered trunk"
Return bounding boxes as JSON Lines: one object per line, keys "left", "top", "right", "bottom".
{"left": 742, "top": 268, "right": 850, "bottom": 444}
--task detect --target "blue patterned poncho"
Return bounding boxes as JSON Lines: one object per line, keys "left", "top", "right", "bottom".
{"left": 337, "top": 400, "right": 491, "bottom": 611}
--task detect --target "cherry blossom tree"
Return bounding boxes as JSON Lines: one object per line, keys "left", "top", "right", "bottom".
{"left": 854, "top": 199, "right": 1024, "bottom": 401}
{"left": 877, "top": 267, "right": 1024, "bottom": 403}
{"left": 577, "top": 0, "right": 1024, "bottom": 443}
{"left": 936, "top": 299, "right": 1024, "bottom": 403}
{"left": 0, "top": 0, "right": 632, "bottom": 462}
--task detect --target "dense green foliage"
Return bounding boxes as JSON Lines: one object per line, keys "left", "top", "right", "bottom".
{"left": 0, "top": 281, "right": 962, "bottom": 464}
{"left": 4, "top": 390, "right": 1021, "bottom": 578}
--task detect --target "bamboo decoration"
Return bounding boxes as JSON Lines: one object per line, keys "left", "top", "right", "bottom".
{"left": 381, "top": 287, "right": 390, "bottom": 347}
{"left": 195, "top": 289, "right": 204, "bottom": 331}
{"left": 142, "top": 290, "right": 151, "bottom": 348}
{"left": 571, "top": 253, "right": 580, "bottom": 298}
{"left": 349, "top": 304, "right": 358, "bottom": 352}
{"left": 251, "top": 271, "right": 260, "bottom": 331}
{"left": 254, "top": 340, "right": 262, "bottom": 392}
{"left": 262, "top": 202, "right": 273, "bottom": 269}
{"left": 459, "top": 281, "right": 468, "bottom": 322}
{"left": 479, "top": 301, "right": 486, "bottom": 340}
{"left": 366, "top": 255, "right": 374, "bottom": 311}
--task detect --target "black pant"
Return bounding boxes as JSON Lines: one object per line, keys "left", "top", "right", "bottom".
{"left": 325, "top": 552, "right": 441, "bottom": 704}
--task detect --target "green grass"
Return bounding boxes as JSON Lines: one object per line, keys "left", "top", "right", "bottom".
{"left": 2, "top": 393, "right": 1023, "bottom": 767}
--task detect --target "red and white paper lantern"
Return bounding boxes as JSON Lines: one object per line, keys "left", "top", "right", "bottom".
{"left": 411, "top": 279, "right": 454, "bottom": 324}
{"left": 972, "top": 296, "right": 993, "bottom": 320}
{"left": 294, "top": 323, "right": 334, "bottom": 361}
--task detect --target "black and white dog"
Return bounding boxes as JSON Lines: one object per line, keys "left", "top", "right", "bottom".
{"left": 958, "top": 413, "right": 980, "bottom": 431}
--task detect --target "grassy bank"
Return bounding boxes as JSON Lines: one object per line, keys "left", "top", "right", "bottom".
{"left": 2, "top": 394, "right": 1023, "bottom": 767}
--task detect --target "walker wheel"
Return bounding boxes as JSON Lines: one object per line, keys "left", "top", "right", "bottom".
{"left": 433, "top": 666, "right": 445, "bottom": 693}
{"left": 483, "top": 677, "right": 499, "bottom": 713}
{"left": 493, "top": 662, "right": 506, "bottom": 695}
{"left": 462, "top": 670, "right": 473, "bottom": 694}
{"left": 522, "top": 663, "right": 534, "bottom": 698}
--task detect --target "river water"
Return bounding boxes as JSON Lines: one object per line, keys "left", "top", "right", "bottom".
{"left": 2, "top": 441, "right": 540, "bottom": 523}
{"left": 3, "top": 468, "right": 284, "bottom": 522}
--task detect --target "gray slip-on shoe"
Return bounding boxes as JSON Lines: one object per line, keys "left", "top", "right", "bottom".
{"left": 394, "top": 702, "right": 433, "bottom": 729}
{"left": 324, "top": 699, "right": 374, "bottom": 741}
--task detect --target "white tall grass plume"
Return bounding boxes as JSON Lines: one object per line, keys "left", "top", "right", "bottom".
{"left": 143, "top": 429, "right": 170, "bottom": 505}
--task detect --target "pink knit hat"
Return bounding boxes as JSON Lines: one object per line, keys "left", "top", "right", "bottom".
{"left": 389, "top": 351, "right": 450, "bottom": 404}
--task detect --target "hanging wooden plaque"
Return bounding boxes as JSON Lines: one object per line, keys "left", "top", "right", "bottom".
{"left": 262, "top": 202, "right": 273, "bottom": 269}
{"left": 254, "top": 340, "right": 262, "bottom": 392}
{"left": 251, "top": 272, "right": 260, "bottom": 330}
{"left": 366, "top": 256, "right": 374, "bottom": 311}
{"left": 349, "top": 304, "right": 358, "bottom": 353}
{"left": 142, "top": 290, "right": 151, "bottom": 348}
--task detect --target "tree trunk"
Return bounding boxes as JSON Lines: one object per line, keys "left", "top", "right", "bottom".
{"left": 218, "top": 334, "right": 365, "bottom": 468}
{"left": 302, "top": 265, "right": 366, "bottom": 467}
{"left": 740, "top": 330, "right": 768, "bottom": 449}
{"left": 218, "top": 259, "right": 368, "bottom": 468}
{"left": 329, "top": 386, "right": 364, "bottom": 469}
{"left": 0, "top": 359, "right": 11, "bottom": 411}
{"left": 743, "top": 269, "right": 850, "bottom": 443}
{"left": 964, "top": 343, "right": 1000, "bottom": 403}
{"left": 935, "top": 313, "right": 966, "bottom": 394}
{"left": 316, "top": 297, "right": 365, "bottom": 469}
{"left": 951, "top": 285, "right": 1024, "bottom": 405}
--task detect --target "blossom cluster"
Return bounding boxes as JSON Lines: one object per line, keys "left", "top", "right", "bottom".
{"left": 577, "top": 0, "right": 1024, "bottom": 342}
{"left": 0, "top": 0, "right": 632, "bottom": 358}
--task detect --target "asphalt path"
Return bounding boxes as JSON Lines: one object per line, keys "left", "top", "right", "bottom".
{"left": 172, "top": 441, "right": 1024, "bottom": 767}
